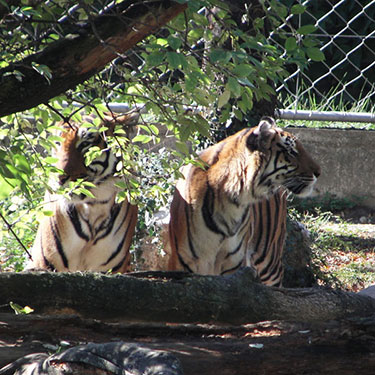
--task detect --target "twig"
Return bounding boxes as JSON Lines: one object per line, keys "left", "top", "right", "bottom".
{"left": 0, "top": 211, "right": 33, "bottom": 261}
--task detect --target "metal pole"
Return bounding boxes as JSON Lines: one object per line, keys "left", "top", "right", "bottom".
{"left": 276, "top": 109, "right": 375, "bottom": 123}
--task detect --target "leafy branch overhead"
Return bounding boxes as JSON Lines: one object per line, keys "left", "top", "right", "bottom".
{"left": 0, "top": 0, "right": 188, "bottom": 117}
{"left": 0, "top": 0, "right": 323, "bottom": 268}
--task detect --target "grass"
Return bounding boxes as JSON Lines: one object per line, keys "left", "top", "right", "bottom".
{"left": 278, "top": 83, "right": 375, "bottom": 130}
{"left": 289, "top": 200, "right": 375, "bottom": 292}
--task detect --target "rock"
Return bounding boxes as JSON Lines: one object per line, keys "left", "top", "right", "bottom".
{"left": 283, "top": 218, "right": 316, "bottom": 288}
{"left": 359, "top": 216, "right": 368, "bottom": 224}
{"left": 358, "top": 285, "right": 375, "bottom": 299}
{"left": 0, "top": 342, "right": 183, "bottom": 375}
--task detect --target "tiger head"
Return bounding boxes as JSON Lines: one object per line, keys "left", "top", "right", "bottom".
{"left": 246, "top": 116, "right": 320, "bottom": 199}
{"left": 55, "top": 112, "right": 138, "bottom": 186}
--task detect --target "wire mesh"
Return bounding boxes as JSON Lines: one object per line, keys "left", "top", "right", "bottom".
{"left": 269, "top": 0, "right": 375, "bottom": 113}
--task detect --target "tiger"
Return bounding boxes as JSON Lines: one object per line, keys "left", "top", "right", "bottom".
{"left": 248, "top": 189, "right": 287, "bottom": 286}
{"left": 167, "top": 116, "right": 320, "bottom": 279}
{"left": 27, "top": 112, "right": 139, "bottom": 273}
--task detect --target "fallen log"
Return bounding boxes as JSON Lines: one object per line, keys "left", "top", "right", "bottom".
{"left": 1, "top": 268, "right": 374, "bottom": 324}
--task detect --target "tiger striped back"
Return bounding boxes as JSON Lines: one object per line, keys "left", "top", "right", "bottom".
{"left": 248, "top": 190, "right": 287, "bottom": 287}
{"left": 28, "top": 112, "right": 138, "bottom": 273}
{"left": 167, "top": 117, "right": 320, "bottom": 279}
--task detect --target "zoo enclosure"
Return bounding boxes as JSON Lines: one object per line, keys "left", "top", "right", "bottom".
{"left": 269, "top": 0, "right": 375, "bottom": 123}
{"left": 104, "top": 1, "right": 375, "bottom": 123}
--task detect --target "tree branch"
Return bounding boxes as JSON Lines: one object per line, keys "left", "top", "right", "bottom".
{"left": 0, "top": 1, "right": 187, "bottom": 118}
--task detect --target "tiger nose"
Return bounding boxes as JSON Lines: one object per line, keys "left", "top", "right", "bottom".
{"left": 313, "top": 165, "right": 321, "bottom": 178}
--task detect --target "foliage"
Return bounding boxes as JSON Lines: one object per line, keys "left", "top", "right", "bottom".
{"left": 9, "top": 301, "right": 34, "bottom": 315}
{"left": 0, "top": 0, "right": 320, "bottom": 270}
{"left": 288, "top": 192, "right": 365, "bottom": 215}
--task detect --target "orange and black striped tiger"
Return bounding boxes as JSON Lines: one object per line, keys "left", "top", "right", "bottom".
{"left": 28, "top": 112, "right": 138, "bottom": 273}
{"left": 167, "top": 117, "right": 320, "bottom": 280}
{"left": 248, "top": 190, "right": 287, "bottom": 286}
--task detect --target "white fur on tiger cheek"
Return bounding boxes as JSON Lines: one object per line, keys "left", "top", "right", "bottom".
{"left": 297, "top": 174, "right": 317, "bottom": 197}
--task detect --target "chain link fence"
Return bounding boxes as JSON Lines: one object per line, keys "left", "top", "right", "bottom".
{"left": 269, "top": 0, "right": 375, "bottom": 120}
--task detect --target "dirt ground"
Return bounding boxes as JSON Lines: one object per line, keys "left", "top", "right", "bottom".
{"left": 1, "top": 312, "right": 375, "bottom": 374}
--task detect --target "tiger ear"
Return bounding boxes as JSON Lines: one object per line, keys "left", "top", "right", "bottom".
{"left": 103, "top": 111, "right": 140, "bottom": 137}
{"left": 247, "top": 117, "right": 276, "bottom": 152}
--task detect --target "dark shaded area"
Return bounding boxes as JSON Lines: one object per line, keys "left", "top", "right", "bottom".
{"left": 1, "top": 313, "right": 375, "bottom": 374}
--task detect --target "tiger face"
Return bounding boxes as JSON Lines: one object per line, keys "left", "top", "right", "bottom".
{"left": 56, "top": 112, "right": 138, "bottom": 187}
{"left": 246, "top": 117, "right": 320, "bottom": 200}
{"left": 56, "top": 125, "right": 114, "bottom": 186}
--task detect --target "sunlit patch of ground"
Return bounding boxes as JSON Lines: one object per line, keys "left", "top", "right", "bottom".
{"left": 312, "top": 223, "right": 375, "bottom": 292}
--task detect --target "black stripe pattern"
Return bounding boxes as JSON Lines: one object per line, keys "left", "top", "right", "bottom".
{"left": 168, "top": 119, "right": 319, "bottom": 283}
{"left": 30, "top": 120, "right": 137, "bottom": 273}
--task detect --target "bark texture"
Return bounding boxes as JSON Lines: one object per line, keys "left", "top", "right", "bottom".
{"left": 0, "top": 1, "right": 187, "bottom": 117}
{"left": 1, "top": 269, "right": 374, "bottom": 324}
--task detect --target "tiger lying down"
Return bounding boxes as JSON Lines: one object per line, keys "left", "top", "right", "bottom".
{"left": 27, "top": 112, "right": 139, "bottom": 273}
{"left": 167, "top": 117, "right": 320, "bottom": 285}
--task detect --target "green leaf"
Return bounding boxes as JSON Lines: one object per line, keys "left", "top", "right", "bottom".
{"left": 132, "top": 134, "right": 153, "bottom": 144}
{"left": 138, "top": 125, "right": 151, "bottom": 135}
{"left": 179, "top": 123, "right": 191, "bottom": 142}
{"left": 167, "top": 36, "right": 182, "bottom": 50}
{"left": 185, "top": 73, "right": 198, "bottom": 92}
{"left": 31, "top": 62, "right": 52, "bottom": 83}
{"left": 146, "top": 51, "right": 165, "bottom": 66}
{"left": 193, "top": 88, "right": 210, "bottom": 106}
{"left": 9, "top": 302, "right": 34, "bottom": 315}
{"left": 166, "top": 52, "right": 186, "bottom": 69}
{"left": 218, "top": 90, "right": 231, "bottom": 109}
{"left": 175, "top": 141, "right": 189, "bottom": 155}
{"left": 115, "top": 181, "right": 128, "bottom": 190}
{"left": 47, "top": 135, "right": 64, "bottom": 143}
{"left": 226, "top": 77, "right": 241, "bottom": 98}
{"left": 0, "top": 175, "right": 16, "bottom": 199}
{"left": 233, "top": 109, "right": 243, "bottom": 121}
{"left": 307, "top": 47, "right": 325, "bottom": 61}
{"left": 297, "top": 25, "right": 317, "bottom": 35}
{"left": 14, "top": 154, "right": 31, "bottom": 175}
{"left": 285, "top": 37, "right": 297, "bottom": 51}
{"left": 76, "top": 187, "right": 96, "bottom": 199}
{"left": 233, "top": 64, "right": 254, "bottom": 77}
{"left": 237, "top": 77, "right": 255, "bottom": 88}
{"left": 209, "top": 49, "right": 232, "bottom": 63}
{"left": 291, "top": 4, "right": 306, "bottom": 14}
{"left": 302, "top": 37, "right": 318, "bottom": 48}
{"left": 193, "top": 116, "right": 210, "bottom": 138}
{"left": 192, "top": 12, "right": 209, "bottom": 26}
{"left": 149, "top": 124, "right": 159, "bottom": 135}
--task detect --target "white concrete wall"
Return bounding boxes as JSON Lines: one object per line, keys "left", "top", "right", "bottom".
{"left": 287, "top": 127, "right": 375, "bottom": 208}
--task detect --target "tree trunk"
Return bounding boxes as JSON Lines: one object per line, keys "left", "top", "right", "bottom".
{"left": 1, "top": 269, "right": 374, "bottom": 324}
{"left": 0, "top": 1, "right": 187, "bottom": 117}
